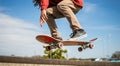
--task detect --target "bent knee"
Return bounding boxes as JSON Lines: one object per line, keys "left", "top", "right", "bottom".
{"left": 57, "top": 4, "right": 68, "bottom": 11}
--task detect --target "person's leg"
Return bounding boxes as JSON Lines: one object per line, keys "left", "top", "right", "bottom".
{"left": 57, "top": 0, "right": 82, "bottom": 31}
{"left": 57, "top": 0, "right": 87, "bottom": 40}
{"left": 45, "top": 6, "right": 64, "bottom": 40}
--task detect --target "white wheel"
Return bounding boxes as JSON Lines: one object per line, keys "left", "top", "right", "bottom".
{"left": 89, "top": 44, "right": 94, "bottom": 49}
{"left": 58, "top": 42, "right": 63, "bottom": 48}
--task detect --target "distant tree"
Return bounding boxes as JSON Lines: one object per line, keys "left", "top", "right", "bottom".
{"left": 111, "top": 51, "right": 120, "bottom": 60}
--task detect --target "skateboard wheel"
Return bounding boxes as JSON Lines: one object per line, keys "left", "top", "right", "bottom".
{"left": 46, "top": 46, "right": 51, "bottom": 51}
{"left": 58, "top": 42, "right": 63, "bottom": 48}
{"left": 78, "top": 47, "right": 83, "bottom": 52}
{"left": 89, "top": 44, "right": 94, "bottom": 49}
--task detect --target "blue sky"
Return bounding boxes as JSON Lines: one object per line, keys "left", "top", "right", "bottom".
{"left": 0, "top": 0, "right": 120, "bottom": 58}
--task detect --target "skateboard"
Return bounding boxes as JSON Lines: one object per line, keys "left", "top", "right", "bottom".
{"left": 36, "top": 35, "right": 97, "bottom": 52}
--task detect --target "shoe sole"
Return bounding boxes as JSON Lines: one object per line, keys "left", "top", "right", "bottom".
{"left": 68, "top": 34, "right": 88, "bottom": 41}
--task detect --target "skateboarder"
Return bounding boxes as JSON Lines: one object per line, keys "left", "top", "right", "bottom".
{"left": 33, "top": 0, "right": 87, "bottom": 41}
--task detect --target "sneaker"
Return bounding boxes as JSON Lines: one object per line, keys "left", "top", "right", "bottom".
{"left": 68, "top": 29, "right": 87, "bottom": 41}
{"left": 53, "top": 37, "right": 62, "bottom": 44}
{"left": 55, "top": 37, "right": 63, "bottom": 41}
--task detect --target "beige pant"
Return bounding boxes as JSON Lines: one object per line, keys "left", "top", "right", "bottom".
{"left": 46, "top": 0, "right": 83, "bottom": 39}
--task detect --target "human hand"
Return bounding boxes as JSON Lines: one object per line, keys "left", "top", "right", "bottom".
{"left": 40, "top": 9, "right": 48, "bottom": 27}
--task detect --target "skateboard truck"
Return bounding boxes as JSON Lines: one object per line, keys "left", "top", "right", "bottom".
{"left": 43, "top": 41, "right": 63, "bottom": 51}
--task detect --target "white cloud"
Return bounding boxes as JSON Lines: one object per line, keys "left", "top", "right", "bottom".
{"left": 83, "top": 2, "right": 97, "bottom": 13}
{"left": 0, "top": 6, "right": 11, "bottom": 12}
{"left": 0, "top": 13, "right": 44, "bottom": 56}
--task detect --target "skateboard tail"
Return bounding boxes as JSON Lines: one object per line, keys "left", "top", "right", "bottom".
{"left": 90, "top": 38, "right": 98, "bottom": 42}
{"left": 36, "top": 35, "right": 55, "bottom": 44}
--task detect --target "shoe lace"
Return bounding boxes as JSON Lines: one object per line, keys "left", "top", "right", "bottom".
{"left": 69, "top": 31, "right": 76, "bottom": 38}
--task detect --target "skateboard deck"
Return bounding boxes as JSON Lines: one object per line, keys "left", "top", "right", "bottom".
{"left": 36, "top": 35, "right": 97, "bottom": 51}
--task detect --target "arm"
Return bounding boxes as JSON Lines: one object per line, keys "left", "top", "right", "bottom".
{"left": 39, "top": 0, "right": 49, "bottom": 27}
{"left": 40, "top": 0, "right": 49, "bottom": 10}
{"left": 40, "top": 9, "right": 48, "bottom": 27}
